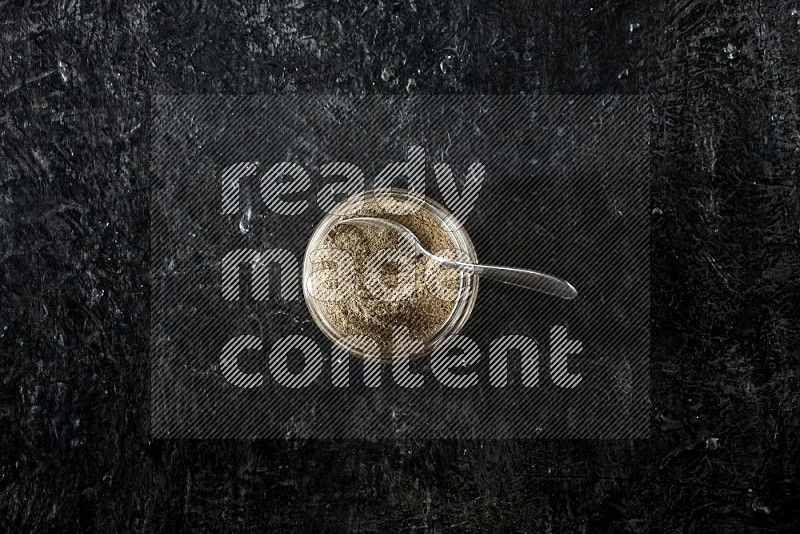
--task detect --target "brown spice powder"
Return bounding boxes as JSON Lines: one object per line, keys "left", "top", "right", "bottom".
{"left": 316, "top": 197, "right": 461, "bottom": 352}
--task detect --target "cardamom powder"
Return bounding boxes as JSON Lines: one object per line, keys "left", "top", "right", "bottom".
{"left": 315, "top": 197, "right": 462, "bottom": 353}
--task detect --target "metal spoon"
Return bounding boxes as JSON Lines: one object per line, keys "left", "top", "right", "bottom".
{"left": 338, "top": 216, "right": 578, "bottom": 300}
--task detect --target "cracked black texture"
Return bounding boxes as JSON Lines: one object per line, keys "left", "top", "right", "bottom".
{"left": 2, "top": 0, "right": 799, "bottom": 531}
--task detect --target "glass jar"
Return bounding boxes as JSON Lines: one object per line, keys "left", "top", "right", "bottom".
{"left": 302, "top": 188, "right": 479, "bottom": 361}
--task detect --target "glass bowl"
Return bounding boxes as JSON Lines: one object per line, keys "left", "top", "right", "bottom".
{"left": 302, "top": 188, "right": 479, "bottom": 362}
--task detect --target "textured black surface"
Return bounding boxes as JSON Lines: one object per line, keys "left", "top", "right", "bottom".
{"left": 1, "top": 0, "right": 799, "bottom": 531}
{"left": 149, "top": 95, "right": 649, "bottom": 439}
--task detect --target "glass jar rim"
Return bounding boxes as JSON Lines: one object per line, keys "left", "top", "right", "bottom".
{"left": 302, "top": 188, "right": 479, "bottom": 361}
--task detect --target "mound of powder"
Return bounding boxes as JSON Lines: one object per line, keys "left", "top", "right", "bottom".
{"left": 314, "top": 197, "right": 462, "bottom": 353}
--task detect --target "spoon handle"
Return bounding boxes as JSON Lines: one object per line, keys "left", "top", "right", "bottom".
{"left": 438, "top": 258, "right": 578, "bottom": 300}
{"left": 337, "top": 217, "right": 577, "bottom": 299}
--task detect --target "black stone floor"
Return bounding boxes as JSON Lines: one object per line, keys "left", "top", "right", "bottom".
{"left": 1, "top": 0, "right": 799, "bottom": 531}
